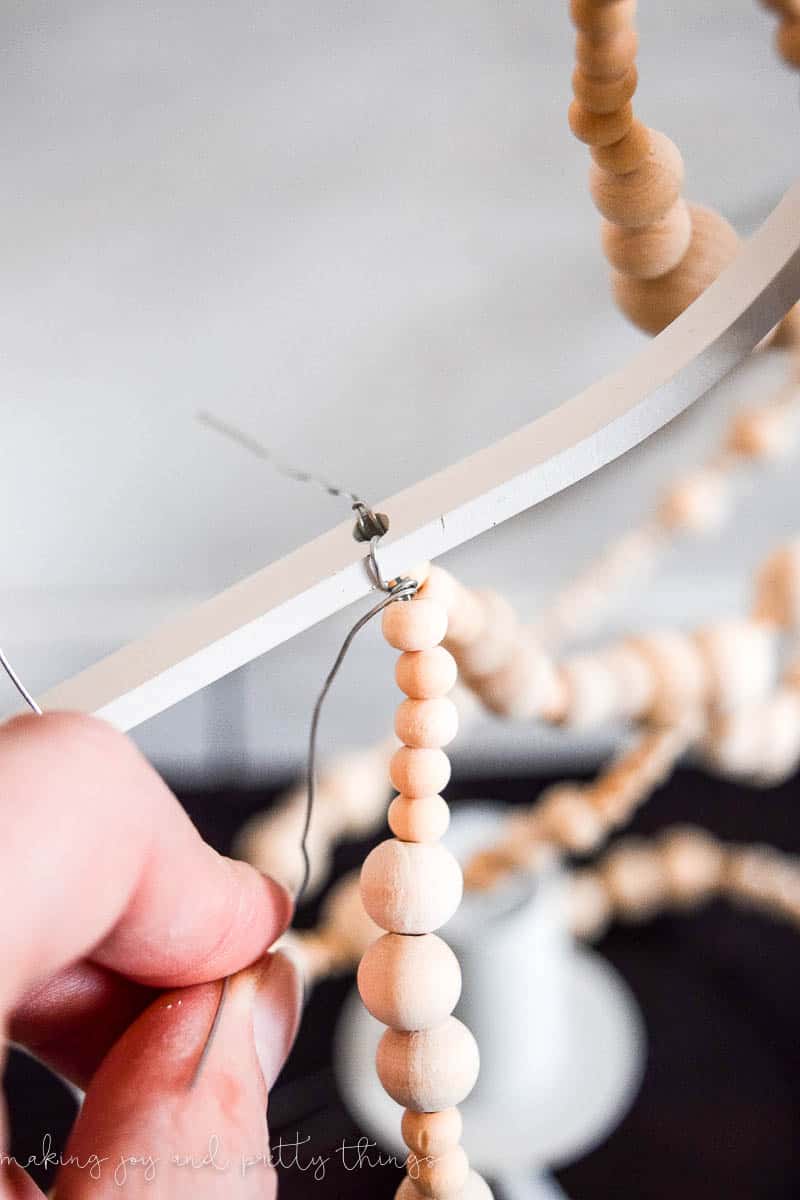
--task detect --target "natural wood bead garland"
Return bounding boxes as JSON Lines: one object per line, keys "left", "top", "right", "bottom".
{"left": 357, "top": 592, "right": 492, "bottom": 1200}
{"left": 567, "top": 0, "right": 741, "bottom": 334}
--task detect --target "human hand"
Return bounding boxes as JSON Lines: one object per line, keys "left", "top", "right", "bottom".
{"left": 0, "top": 713, "right": 301, "bottom": 1198}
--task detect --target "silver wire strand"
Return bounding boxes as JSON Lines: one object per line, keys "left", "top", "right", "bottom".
{"left": 197, "top": 410, "right": 364, "bottom": 506}
{"left": 0, "top": 647, "right": 42, "bottom": 715}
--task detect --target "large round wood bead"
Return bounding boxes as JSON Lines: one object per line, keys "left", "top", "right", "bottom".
{"left": 602, "top": 840, "right": 667, "bottom": 919}
{"left": 614, "top": 204, "right": 740, "bottom": 334}
{"left": 454, "top": 590, "right": 519, "bottom": 679}
{"left": 360, "top": 839, "right": 463, "bottom": 933}
{"left": 395, "top": 697, "right": 459, "bottom": 748}
{"left": 659, "top": 827, "right": 724, "bottom": 905}
{"left": 389, "top": 794, "right": 451, "bottom": 843}
{"left": 601, "top": 198, "right": 691, "bottom": 279}
{"left": 402, "top": 1108, "right": 463, "bottom": 1157}
{"left": 572, "top": 64, "right": 637, "bottom": 114}
{"left": 694, "top": 620, "right": 776, "bottom": 711}
{"left": 777, "top": 19, "right": 800, "bottom": 65}
{"left": 383, "top": 598, "right": 449, "bottom": 652}
{"left": 396, "top": 647, "right": 458, "bottom": 699}
{"left": 396, "top": 1170, "right": 494, "bottom": 1200}
{"left": 570, "top": 0, "right": 637, "bottom": 37}
{"left": 591, "top": 119, "right": 651, "bottom": 174}
{"left": 590, "top": 131, "right": 683, "bottom": 228}
{"left": 376, "top": 1016, "right": 480, "bottom": 1111}
{"left": 575, "top": 28, "right": 638, "bottom": 79}
{"left": 413, "top": 1146, "right": 470, "bottom": 1198}
{"left": 390, "top": 747, "right": 452, "bottom": 798}
{"left": 358, "top": 933, "right": 461, "bottom": 1030}
{"left": 568, "top": 99, "right": 633, "bottom": 146}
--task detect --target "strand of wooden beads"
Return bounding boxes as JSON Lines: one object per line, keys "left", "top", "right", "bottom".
{"left": 357, "top": 591, "right": 492, "bottom": 1200}
{"left": 570, "top": 824, "right": 800, "bottom": 939}
{"left": 568, "top": 0, "right": 742, "bottom": 335}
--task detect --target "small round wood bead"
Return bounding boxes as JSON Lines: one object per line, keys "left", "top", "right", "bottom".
{"left": 390, "top": 747, "right": 453, "bottom": 798}
{"left": 358, "top": 933, "right": 461, "bottom": 1030}
{"left": 539, "top": 785, "right": 604, "bottom": 853}
{"left": 591, "top": 119, "right": 651, "bottom": 174}
{"left": 360, "top": 838, "right": 463, "bottom": 933}
{"left": 777, "top": 19, "right": 800, "bottom": 65}
{"left": 568, "top": 99, "right": 633, "bottom": 146}
{"left": 658, "top": 467, "right": 730, "bottom": 533}
{"left": 383, "top": 598, "right": 449, "bottom": 652}
{"left": 413, "top": 1145, "right": 470, "bottom": 1199}
{"left": 694, "top": 620, "right": 776, "bottom": 711}
{"left": 601, "top": 198, "right": 691, "bottom": 279}
{"left": 575, "top": 28, "right": 638, "bottom": 79}
{"left": 572, "top": 64, "right": 637, "bottom": 114}
{"left": 659, "top": 827, "right": 724, "bottom": 905}
{"left": 389, "top": 794, "right": 451, "bottom": 843}
{"left": 454, "top": 590, "right": 519, "bottom": 679}
{"left": 629, "top": 632, "right": 707, "bottom": 725}
{"left": 569, "top": 870, "right": 613, "bottom": 940}
{"left": 614, "top": 204, "right": 740, "bottom": 334}
{"left": 602, "top": 840, "right": 667, "bottom": 919}
{"left": 376, "top": 1016, "right": 480, "bottom": 1111}
{"left": 402, "top": 1108, "right": 463, "bottom": 1157}
{"left": 590, "top": 131, "right": 683, "bottom": 228}
{"left": 395, "top": 697, "right": 459, "bottom": 749}
{"left": 570, "top": 0, "right": 637, "bottom": 37}
{"left": 754, "top": 543, "right": 800, "bottom": 628}
{"left": 477, "top": 636, "right": 561, "bottom": 719}
{"left": 727, "top": 406, "right": 793, "bottom": 459}
{"left": 396, "top": 647, "right": 459, "bottom": 700}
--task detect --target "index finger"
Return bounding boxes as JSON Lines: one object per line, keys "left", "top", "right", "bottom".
{"left": 0, "top": 713, "right": 292, "bottom": 1014}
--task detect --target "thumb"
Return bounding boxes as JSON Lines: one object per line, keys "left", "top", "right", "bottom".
{"left": 55, "top": 952, "right": 302, "bottom": 1199}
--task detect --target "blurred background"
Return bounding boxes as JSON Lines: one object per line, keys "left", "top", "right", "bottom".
{"left": 2, "top": 1, "right": 799, "bottom": 1197}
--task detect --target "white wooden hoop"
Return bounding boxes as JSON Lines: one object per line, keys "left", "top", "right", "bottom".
{"left": 40, "top": 182, "right": 800, "bottom": 732}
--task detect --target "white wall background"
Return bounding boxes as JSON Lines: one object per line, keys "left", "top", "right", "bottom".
{"left": 1, "top": 1, "right": 797, "bottom": 780}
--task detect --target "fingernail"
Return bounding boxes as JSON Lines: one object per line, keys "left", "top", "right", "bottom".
{"left": 252, "top": 950, "right": 303, "bottom": 1090}
{"left": 260, "top": 872, "right": 295, "bottom": 942}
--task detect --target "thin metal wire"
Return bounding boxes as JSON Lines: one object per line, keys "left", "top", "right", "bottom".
{"left": 197, "top": 410, "right": 364, "bottom": 506}
{"left": 191, "top": 410, "right": 418, "bottom": 1086}
{"left": 0, "top": 646, "right": 42, "bottom": 715}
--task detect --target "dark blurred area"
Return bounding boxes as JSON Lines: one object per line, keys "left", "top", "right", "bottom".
{"left": 6, "top": 764, "right": 800, "bottom": 1199}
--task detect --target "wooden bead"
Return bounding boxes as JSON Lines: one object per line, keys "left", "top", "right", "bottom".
{"left": 570, "top": 0, "right": 637, "bottom": 37}
{"left": 358, "top": 933, "right": 461, "bottom": 1030}
{"left": 321, "top": 871, "right": 382, "bottom": 957}
{"left": 558, "top": 653, "right": 623, "bottom": 727}
{"left": 402, "top": 1108, "right": 463, "bottom": 1157}
{"left": 694, "top": 620, "right": 776, "bottom": 711}
{"left": 383, "top": 598, "right": 449, "bottom": 652}
{"left": 777, "top": 19, "right": 800, "bottom": 65}
{"left": 413, "top": 1145, "right": 470, "bottom": 1198}
{"left": 569, "top": 870, "right": 613, "bottom": 940}
{"left": 476, "top": 635, "right": 561, "bottom": 719}
{"left": 602, "top": 840, "right": 667, "bottom": 919}
{"left": 727, "top": 405, "right": 793, "bottom": 459}
{"left": 396, "top": 1170, "right": 494, "bottom": 1200}
{"left": 601, "top": 198, "right": 691, "bottom": 279}
{"left": 395, "top": 697, "right": 459, "bottom": 749}
{"left": 568, "top": 99, "right": 633, "bottom": 146}
{"left": 614, "top": 204, "right": 740, "bottom": 334}
{"left": 657, "top": 467, "right": 729, "bottom": 533}
{"left": 591, "top": 119, "right": 651, "bottom": 174}
{"left": 390, "top": 747, "right": 453, "bottom": 798}
{"left": 755, "top": 543, "right": 800, "bottom": 627}
{"left": 421, "top": 567, "right": 486, "bottom": 648}
{"left": 389, "top": 794, "right": 451, "bottom": 843}
{"left": 360, "top": 838, "right": 463, "bottom": 933}
{"left": 396, "top": 647, "right": 459, "bottom": 700}
{"left": 572, "top": 64, "right": 637, "bottom": 114}
{"left": 539, "top": 785, "right": 604, "bottom": 853}
{"left": 453, "top": 590, "right": 519, "bottom": 678}
{"left": 575, "top": 28, "right": 638, "bottom": 79}
{"left": 659, "top": 827, "right": 724, "bottom": 905}
{"left": 376, "top": 1017, "right": 480, "bottom": 1111}
{"left": 589, "top": 131, "right": 683, "bottom": 228}
{"left": 630, "top": 632, "right": 707, "bottom": 725}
